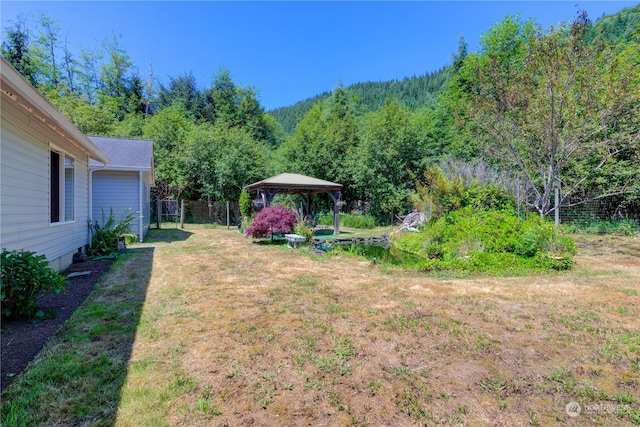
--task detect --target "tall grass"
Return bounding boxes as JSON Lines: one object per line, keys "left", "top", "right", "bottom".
{"left": 562, "top": 218, "right": 639, "bottom": 236}
{"left": 318, "top": 213, "right": 376, "bottom": 229}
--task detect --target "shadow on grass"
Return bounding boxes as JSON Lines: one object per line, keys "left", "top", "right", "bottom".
{"left": 0, "top": 247, "right": 154, "bottom": 426}
{"left": 145, "top": 228, "right": 193, "bottom": 243}
{"left": 254, "top": 238, "right": 289, "bottom": 246}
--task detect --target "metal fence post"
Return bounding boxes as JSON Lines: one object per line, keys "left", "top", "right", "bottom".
{"left": 180, "top": 200, "right": 185, "bottom": 228}
{"left": 156, "top": 199, "right": 162, "bottom": 229}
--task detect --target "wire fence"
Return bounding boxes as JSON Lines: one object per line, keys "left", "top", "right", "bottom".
{"left": 182, "top": 200, "right": 240, "bottom": 225}
{"left": 149, "top": 193, "right": 639, "bottom": 233}
{"left": 559, "top": 194, "right": 640, "bottom": 228}
{"left": 152, "top": 200, "right": 241, "bottom": 228}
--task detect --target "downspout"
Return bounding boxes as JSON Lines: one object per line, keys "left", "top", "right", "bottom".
{"left": 88, "top": 162, "right": 108, "bottom": 249}
{"left": 139, "top": 171, "right": 144, "bottom": 242}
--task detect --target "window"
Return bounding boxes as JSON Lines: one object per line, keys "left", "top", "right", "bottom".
{"left": 50, "top": 149, "right": 75, "bottom": 223}
{"left": 64, "top": 155, "right": 74, "bottom": 221}
{"left": 50, "top": 151, "right": 60, "bottom": 222}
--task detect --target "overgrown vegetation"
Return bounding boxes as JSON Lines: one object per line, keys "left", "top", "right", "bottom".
{"left": 562, "top": 219, "right": 639, "bottom": 236}
{"left": 0, "top": 249, "right": 67, "bottom": 319}
{"left": 238, "top": 188, "right": 252, "bottom": 219}
{"left": 318, "top": 213, "right": 376, "bottom": 229}
{"left": 413, "top": 164, "right": 516, "bottom": 218}
{"left": 89, "top": 209, "right": 138, "bottom": 256}
{"left": 386, "top": 165, "right": 573, "bottom": 274}
{"left": 394, "top": 208, "right": 576, "bottom": 274}
{"left": 293, "top": 223, "right": 314, "bottom": 243}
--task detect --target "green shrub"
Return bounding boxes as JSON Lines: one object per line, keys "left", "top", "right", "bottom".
{"left": 414, "top": 166, "right": 516, "bottom": 218}
{"left": 123, "top": 233, "right": 139, "bottom": 245}
{"left": 293, "top": 223, "right": 314, "bottom": 243}
{"left": 1, "top": 249, "right": 67, "bottom": 319}
{"left": 394, "top": 208, "right": 575, "bottom": 274}
{"left": 90, "top": 209, "right": 138, "bottom": 256}
{"left": 318, "top": 214, "right": 333, "bottom": 226}
{"left": 534, "top": 253, "right": 574, "bottom": 271}
{"left": 239, "top": 188, "right": 252, "bottom": 218}
{"left": 515, "top": 228, "right": 546, "bottom": 257}
{"left": 318, "top": 213, "right": 376, "bottom": 229}
{"left": 342, "top": 214, "right": 376, "bottom": 229}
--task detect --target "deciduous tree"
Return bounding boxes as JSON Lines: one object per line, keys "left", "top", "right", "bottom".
{"left": 451, "top": 13, "right": 640, "bottom": 217}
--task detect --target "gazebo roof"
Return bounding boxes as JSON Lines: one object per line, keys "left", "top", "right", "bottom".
{"left": 245, "top": 173, "right": 342, "bottom": 194}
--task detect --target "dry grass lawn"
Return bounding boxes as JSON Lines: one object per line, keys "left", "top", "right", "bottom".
{"left": 114, "top": 227, "right": 639, "bottom": 426}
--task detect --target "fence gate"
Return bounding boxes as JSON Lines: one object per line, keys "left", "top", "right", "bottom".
{"left": 156, "top": 199, "right": 179, "bottom": 228}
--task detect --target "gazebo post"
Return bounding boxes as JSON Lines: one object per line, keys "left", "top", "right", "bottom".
{"left": 329, "top": 191, "right": 341, "bottom": 235}
{"left": 260, "top": 189, "right": 280, "bottom": 208}
{"left": 305, "top": 192, "right": 313, "bottom": 217}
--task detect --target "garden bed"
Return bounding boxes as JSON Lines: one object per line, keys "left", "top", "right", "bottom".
{"left": 1, "top": 258, "right": 114, "bottom": 391}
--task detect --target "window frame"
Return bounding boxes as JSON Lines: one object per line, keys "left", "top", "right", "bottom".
{"left": 49, "top": 145, "right": 76, "bottom": 225}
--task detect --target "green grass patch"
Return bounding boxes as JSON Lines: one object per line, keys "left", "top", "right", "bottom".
{"left": 1, "top": 250, "right": 153, "bottom": 427}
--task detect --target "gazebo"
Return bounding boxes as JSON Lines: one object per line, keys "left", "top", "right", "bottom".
{"left": 245, "top": 173, "right": 343, "bottom": 235}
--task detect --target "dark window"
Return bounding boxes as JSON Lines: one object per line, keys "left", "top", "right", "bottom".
{"left": 50, "top": 150, "right": 60, "bottom": 223}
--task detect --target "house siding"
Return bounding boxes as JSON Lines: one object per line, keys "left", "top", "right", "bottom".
{"left": 141, "top": 172, "right": 151, "bottom": 240}
{"left": 92, "top": 170, "right": 141, "bottom": 237}
{"left": 1, "top": 109, "right": 91, "bottom": 271}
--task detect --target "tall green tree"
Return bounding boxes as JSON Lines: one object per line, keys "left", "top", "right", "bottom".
{"left": 349, "top": 100, "right": 419, "bottom": 217}
{"left": 143, "top": 104, "right": 194, "bottom": 199}
{"left": 183, "top": 123, "right": 269, "bottom": 201}
{"left": 318, "top": 86, "right": 359, "bottom": 191}
{"left": 275, "top": 103, "right": 323, "bottom": 176}
{"left": 77, "top": 47, "right": 103, "bottom": 103}
{"left": 31, "top": 11, "right": 61, "bottom": 90}
{"left": 61, "top": 34, "right": 80, "bottom": 94}
{"left": 276, "top": 86, "right": 359, "bottom": 201}
{"left": 156, "top": 73, "right": 204, "bottom": 119}
{"left": 1, "top": 17, "right": 36, "bottom": 85}
{"left": 98, "top": 33, "right": 136, "bottom": 119}
{"left": 449, "top": 13, "right": 639, "bottom": 217}
{"left": 208, "top": 68, "right": 237, "bottom": 125}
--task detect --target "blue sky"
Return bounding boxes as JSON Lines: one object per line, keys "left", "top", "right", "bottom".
{"left": 1, "top": 1, "right": 636, "bottom": 110}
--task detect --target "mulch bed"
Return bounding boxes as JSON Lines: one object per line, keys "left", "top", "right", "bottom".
{"left": 1, "top": 258, "right": 114, "bottom": 391}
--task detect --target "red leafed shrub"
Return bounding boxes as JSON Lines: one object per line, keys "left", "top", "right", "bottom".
{"left": 244, "top": 206, "right": 297, "bottom": 240}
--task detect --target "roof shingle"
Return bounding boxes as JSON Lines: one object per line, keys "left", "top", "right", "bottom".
{"left": 88, "top": 136, "right": 153, "bottom": 171}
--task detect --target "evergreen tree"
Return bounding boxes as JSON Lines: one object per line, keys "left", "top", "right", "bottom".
{"left": 1, "top": 18, "right": 36, "bottom": 85}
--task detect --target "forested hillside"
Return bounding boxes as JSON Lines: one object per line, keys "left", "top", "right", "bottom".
{"left": 2, "top": 5, "right": 638, "bottom": 223}
{"left": 589, "top": 3, "right": 640, "bottom": 43}
{"left": 270, "top": 65, "right": 452, "bottom": 134}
